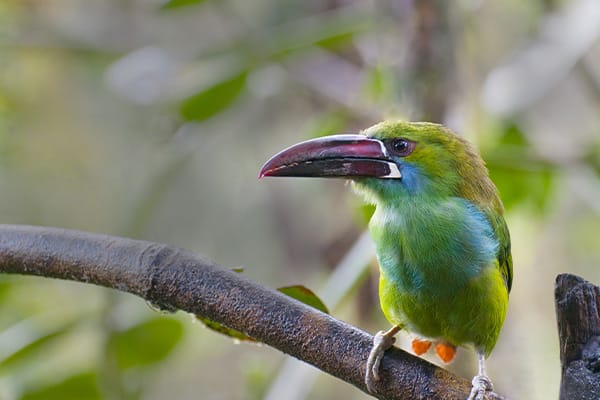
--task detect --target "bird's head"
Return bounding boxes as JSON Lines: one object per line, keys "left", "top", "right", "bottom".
{"left": 259, "top": 121, "right": 497, "bottom": 206}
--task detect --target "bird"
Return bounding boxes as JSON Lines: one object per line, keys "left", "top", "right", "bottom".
{"left": 258, "top": 121, "right": 512, "bottom": 400}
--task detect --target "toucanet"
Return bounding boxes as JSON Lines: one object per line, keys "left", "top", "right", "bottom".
{"left": 259, "top": 121, "right": 512, "bottom": 400}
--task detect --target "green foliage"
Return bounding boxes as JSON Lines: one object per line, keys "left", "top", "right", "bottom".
{"left": 243, "top": 359, "right": 273, "bottom": 400}
{"left": 0, "top": 276, "right": 13, "bottom": 301}
{"left": 3, "top": 1, "right": 599, "bottom": 399}
{"left": 277, "top": 285, "right": 329, "bottom": 314}
{"left": 161, "top": 0, "right": 210, "bottom": 10}
{"left": 268, "top": 11, "right": 368, "bottom": 58}
{"left": 21, "top": 372, "right": 101, "bottom": 400}
{"left": 107, "top": 317, "right": 184, "bottom": 369}
{"left": 196, "top": 315, "right": 255, "bottom": 342}
{"left": 486, "top": 124, "right": 556, "bottom": 213}
{"left": 0, "top": 329, "right": 68, "bottom": 370}
{"left": 180, "top": 72, "right": 247, "bottom": 122}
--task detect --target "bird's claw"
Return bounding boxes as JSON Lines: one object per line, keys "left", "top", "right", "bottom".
{"left": 365, "top": 330, "right": 396, "bottom": 393}
{"left": 467, "top": 374, "right": 494, "bottom": 400}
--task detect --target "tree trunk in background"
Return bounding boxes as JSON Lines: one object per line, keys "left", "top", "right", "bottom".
{"left": 408, "top": 0, "right": 454, "bottom": 122}
{"left": 555, "top": 274, "right": 600, "bottom": 400}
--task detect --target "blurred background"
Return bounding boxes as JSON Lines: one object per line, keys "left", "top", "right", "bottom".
{"left": 1, "top": 0, "right": 600, "bottom": 399}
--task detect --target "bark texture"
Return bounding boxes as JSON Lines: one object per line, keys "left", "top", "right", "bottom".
{"left": 555, "top": 273, "right": 600, "bottom": 400}
{"left": 0, "top": 224, "right": 506, "bottom": 399}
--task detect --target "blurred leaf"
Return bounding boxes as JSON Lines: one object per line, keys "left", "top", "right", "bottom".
{"left": 108, "top": 317, "right": 184, "bottom": 369}
{"left": 0, "top": 276, "right": 13, "bottom": 301}
{"left": 313, "top": 31, "right": 356, "bottom": 51}
{"left": 365, "top": 66, "right": 383, "bottom": 98}
{"left": 486, "top": 124, "right": 556, "bottom": 213}
{"left": 0, "top": 329, "right": 65, "bottom": 370}
{"left": 269, "top": 8, "right": 369, "bottom": 58}
{"left": 21, "top": 372, "right": 101, "bottom": 400}
{"left": 180, "top": 72, "right": 247, "bottom": 122}
{"left": 497, "top": 123, "right": 527, "bottom": 146}
{"left": 277, "top": 285, "right": 329, "bottom": 314}
{"left": 490, "top": 165, "right": 554, "bottom": 212}
{"left": 243, "top": 359, "right": 272, "bottom": 400}
{"left": 0, "top": 315, "right": 79, "bottom": 371}
{"left": 195, "top": 316, "right": 255, "bottom": 342}
{"left": 161, "top": 0, "right": 210, "bottom": 9}
{"left": 583, "top": 142, "right": 600, "bottom": 176}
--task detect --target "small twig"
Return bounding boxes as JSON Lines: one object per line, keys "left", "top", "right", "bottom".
{"left": 0, "top": 224, "right": 504, "bottom": 399}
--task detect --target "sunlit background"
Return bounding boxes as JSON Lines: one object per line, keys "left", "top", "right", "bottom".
{"left": 1, "top": 0, "right": 600, "bottom": 399}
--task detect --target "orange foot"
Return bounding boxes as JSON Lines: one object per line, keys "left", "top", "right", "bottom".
{"left": 434, "top": 342, "right": 457, "bottom": 364}
{"left": 411, "top": 338, "right": 432, "bottom": 356}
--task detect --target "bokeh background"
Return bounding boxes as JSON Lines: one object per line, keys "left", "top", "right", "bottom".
{"left": 1, "top": 0, "right": 600, "bottom": 399}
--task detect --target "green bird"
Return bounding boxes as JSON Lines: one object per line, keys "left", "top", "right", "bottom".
{"left": 259, "top": 121, "right": 512, "bottom": 400}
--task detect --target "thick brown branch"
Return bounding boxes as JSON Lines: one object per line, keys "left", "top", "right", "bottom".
{"left": 555, "top": 274, "right": 600, "bottom": 400}
{"left": 0, "top": 224, "right": 502, "bottom": 399}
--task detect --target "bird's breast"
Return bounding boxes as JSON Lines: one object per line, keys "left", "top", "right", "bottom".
{"left": 370, "top": 198, "right": 498, "bottom": 294}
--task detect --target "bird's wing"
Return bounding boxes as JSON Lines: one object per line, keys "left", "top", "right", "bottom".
{"left": 484, "top": 208, "right": 513, "bottom": 294}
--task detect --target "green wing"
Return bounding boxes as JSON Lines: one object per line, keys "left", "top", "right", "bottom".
{"left": 484, "top": 208, "right": 513, "bottom": 293}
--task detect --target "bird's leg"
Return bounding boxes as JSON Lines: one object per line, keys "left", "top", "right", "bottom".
{"left": 365, "top": 325, "right": 401, "bottom": 393}
{"left": 467, "top": 352, "right": 494, "bottom": 400}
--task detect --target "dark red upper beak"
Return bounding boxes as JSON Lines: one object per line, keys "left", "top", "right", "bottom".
{"left": 259, "top": 134, "right": 401, "bottom": 179}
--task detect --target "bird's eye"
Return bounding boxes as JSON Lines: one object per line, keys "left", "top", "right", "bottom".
{"left": 389, "top": 138, "right": 415, "bottom": 157}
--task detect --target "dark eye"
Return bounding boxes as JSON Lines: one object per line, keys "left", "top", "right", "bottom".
{"left": 389, "top": 138, "right": 414, "bottom": 156}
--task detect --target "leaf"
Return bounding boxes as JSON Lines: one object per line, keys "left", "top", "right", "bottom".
{"left": 269, "top": 9, "right": 369, "bottom": 59}
{"left": 277, "top": 285, "right": 329, "bottom": 314}
{"left": 486, "top": 124, "right": 556, "bottom": 213}
{"left": 489, "top": 164, "right": 554, "bottom": 213}
{"left": 161, "top": 0, "right": 210, "bottom": 10}
{"left": 0, "top": 276, "right": 13, "bottom": 302}
{"left": 21, "top": 372, "right": 101, "bottom": 400}
{"left": 180, "top": 72, "right": 247, "bottom": 122}
{"left": 195, "top": 316, "right": 255, "bottom": 342}
{"left": 0, "top": 330, "right": 65, "bottom": 369}
{"left": 498, "top": 123, "right": 528, "bottom": 147}
{"left": 0, "top": 318, "right": 77, "bottom": 370}
{"left": 107, "top": 317, "right": 184, "bottom": 369}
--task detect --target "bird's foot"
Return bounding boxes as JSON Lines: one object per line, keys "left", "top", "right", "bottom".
{"left": 434, "top": 342, "right": 457, "bottom": 364}
{"left": 411, "top": 338, "right": 432, "bottom": 355}
{"left": 467, "top": 374, "right": 494, "bottom": 400}
{"left": 365, "top": 327, "right": 399, "bottom": 393}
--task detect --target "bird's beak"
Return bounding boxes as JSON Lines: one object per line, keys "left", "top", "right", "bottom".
{"left": 259, "top": 134, "right": 401, "bottom": 179}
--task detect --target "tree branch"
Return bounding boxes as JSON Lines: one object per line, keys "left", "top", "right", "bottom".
{"left": 0, "top": 224, "right": 503, "bottom": 399}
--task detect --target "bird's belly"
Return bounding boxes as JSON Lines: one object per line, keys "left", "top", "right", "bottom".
{"left": 370, "top": 198, "right": 508, "bottom": 352}
{"left": 379, "top": 264, "right": 507, "bottom": 353}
